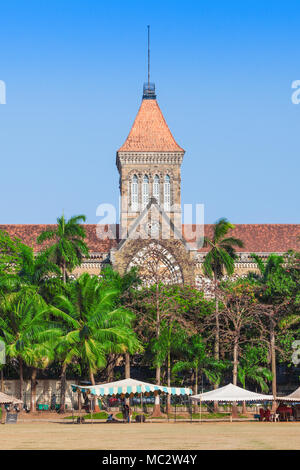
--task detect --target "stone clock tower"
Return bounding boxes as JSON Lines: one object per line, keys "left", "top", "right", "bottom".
{"left": 111, "top": 83, "right": 195, "bottom": 286}
{"left": 116, "top": 83, "right": 185, "bottom": 239}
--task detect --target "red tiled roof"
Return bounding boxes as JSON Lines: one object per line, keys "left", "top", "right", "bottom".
{"left": 183, "top": 224, "right": 300, "bottom": 253}
{"left": 118, "top": 99, "right": 184, "bottom": 152}
{"left": 0, "top": 224, "right": 118, "bottom": 253}
{"left": 0, "top": 224, "right": 299, "bottom": 254}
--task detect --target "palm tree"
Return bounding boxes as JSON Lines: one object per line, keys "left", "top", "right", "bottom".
{"left": 0, "top": 290, "right": 61, "bottom": 402}
{"left": 52, "top": 273, "right": 141, "bottom": 410}
{"left": 18, "top": 244, "right": 61, "bottom": 287}
{"left": 37, "top": 214, "right": 89, "bottom": 283}
{"left": 203, "top": 218, "right": 244, "bottom": 363}
{"left": 172, "top": 335, "right": 227, "bottom": 395}
{"left": 100, "top": 265, "right": 141, "bottom": 378}
{"left": 248, "top": 253, "right": 297, "bottom": 402}
{"left": 238, "top": 345, "right": 272, "bottom": 415}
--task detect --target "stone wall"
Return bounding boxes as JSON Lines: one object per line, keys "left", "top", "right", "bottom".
{"left": 3, "top": 379, "right": 75, "bottom": 407}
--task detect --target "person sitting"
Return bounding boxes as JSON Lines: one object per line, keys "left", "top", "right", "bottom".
{"left": 259, "top": 408, "right": 265, "bottom": 421}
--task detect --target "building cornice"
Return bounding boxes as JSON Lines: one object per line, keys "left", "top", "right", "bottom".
{"left": 116, "top": 151, "right": 184, "bottom": 171}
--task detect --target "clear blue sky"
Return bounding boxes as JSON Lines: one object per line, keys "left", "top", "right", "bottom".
{"left": 0, "top": 0, "right": 299, "bottom": 224}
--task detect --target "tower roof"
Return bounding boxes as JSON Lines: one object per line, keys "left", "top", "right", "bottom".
{"left": 118, "top": 97, "right": 184, "bottom": 153}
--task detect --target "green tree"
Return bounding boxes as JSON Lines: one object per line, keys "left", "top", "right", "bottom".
{"left": 37, "top": 214, "right": 89, "bottom": 283}
{"left": 238, "top": 345, "right": 272, "bottom": 393}
{"left": 99, "top": 265, "right": 141, "bottom": 379}
{"left": 203, "top": 218, "right": 244, "bottom": 364}
{"left": 172, "top": 335, "right": 227, "bottom": 395}
{"left": 0, "top": 290, "right": 61, "bottom": 402}
{"left": 0, "top": 230, "right": 23, "bottom": 275}
{"left": 52, "top": 273, "right": 141, "bottom": 410}
{"left": 248, "top": 253, "right": 299, "bottom": 399}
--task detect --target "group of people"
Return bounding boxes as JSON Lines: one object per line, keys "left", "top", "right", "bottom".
{"left": 259, "top": 403, "right": 295, "bottom": 422}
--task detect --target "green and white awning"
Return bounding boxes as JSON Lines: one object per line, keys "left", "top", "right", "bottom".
{"left": 71, "top": 378, "right": 192, "bottom": 396}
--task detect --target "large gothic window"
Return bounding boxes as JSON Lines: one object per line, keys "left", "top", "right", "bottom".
{"left": 142, "top": 175, "right": 149, "bottom": 209}
{"left": 164, "top": 174, "right": 170, "bottom": 211}
{"left": 127, "top": 242, "right": 183, "bottom": 286}
{"left": 153, "top": 175, "right": 160, "bottom": 204}
{"left": 131, "top": 174, "right": 138, "bottom": 211}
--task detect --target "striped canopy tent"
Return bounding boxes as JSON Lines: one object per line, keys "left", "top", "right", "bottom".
{"left": 276, "top": 386, "right": 300, "bottom": 402}
{"left": 71, "top": 378, "right": 192, "bottom": 397}
{"left": 190, "top": 383, "right": 274, "bottom": 403}
{"left": 0, "top": 392, "right": 23, "bottom": 405}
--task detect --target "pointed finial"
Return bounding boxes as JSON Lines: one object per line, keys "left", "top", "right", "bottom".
{"left": 148, "top": 25, "right": 150, "bottom": 88}
{"left": 143, "top": 25, "right": 156, "bottom": 99}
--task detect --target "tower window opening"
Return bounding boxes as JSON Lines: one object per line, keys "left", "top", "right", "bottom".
{"left": 153, "top": 175, "right": 160, "bottom": 204}
{"left": 142, "top": 175, "right": 149, "bottom": 209}
{"left": 131, "top": 175, "right": 138, "bottom": 211}
{"left": 164, "top": 175, "right": 171, "bottom": 211}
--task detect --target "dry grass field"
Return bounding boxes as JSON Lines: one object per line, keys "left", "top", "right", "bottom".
{"left": 0, "top": 421, "right": 300, "bottom": 450}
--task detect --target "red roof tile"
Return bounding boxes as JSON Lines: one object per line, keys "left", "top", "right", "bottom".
{"left": 0, "top": 224, "right": 299, "bottom": 255}
{"left": 0, "top": 224, "right": 118, "bottom": 253}
{"left": 118, "top": 99, "right": 184, "bottom": 152}
{"left": 183, "top": 224, "right": 300, "bottom": 253}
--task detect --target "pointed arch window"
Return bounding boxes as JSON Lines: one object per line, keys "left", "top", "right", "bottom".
{"left": 142, "top": 175, "right": 149, "bottom": 209}
{"left": 164, "top": 174, "right": 171, "bottom": 211}
{"left": 131, "top": 174, "right": 138, "bottom": 211}
{"left": 153, "top": 175, "right": 160, "bottom": 204}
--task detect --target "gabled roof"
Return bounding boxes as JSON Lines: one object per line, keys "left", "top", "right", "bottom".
{"left": 118, "top": 98, "right": 184, "bottom": 152}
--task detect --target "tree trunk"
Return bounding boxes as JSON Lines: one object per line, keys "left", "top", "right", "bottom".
{"left": 63, "top": 259, "right": 66, "bottom": 284}
{"left": 78, "top": 391, "right": 82, "bottom": 422}
{"left": 214, "top": 275, "right": 220, "bottom": 362}
{"left": 194, "top": 369, "right": 199, "bottom": 414}
{"left": 155, "top": 282, "right": 161, "bottom": 386}
{"left": 60, "top": 363, "right": 67, "bottom": 413}
{"left": 89, "top": 370, "right": 98, "bottom": 412}
{"left": 1, "top": 404, "right": 6, "bottom": 424}
{"left": 270, "top": 313, "right": 277, "bottom": 412}
{"left": 125, "top": 353, "right": 130, "bottom": 379}
{"left": 1, "top": 368, "right": 4, "bottom": 392}
{"left": 166, "top": 348, "right": 171, "bottom": 414}
{"left": 30, "top": 367, "right": 37, "bottom": 413}
{"left": 19, "top": 357, "right": 24, "bottom": 402}
{"left": 231, "top": 339, "right": 239, "bottom": 418}
{"left": 107, "top": 355, "right": 114, "bottom": 382}
{"left": 152, "top": 283, "right": 164, "bottom": 417}
{"left": 213, "top": 274, "right": 219, "bottom": 412}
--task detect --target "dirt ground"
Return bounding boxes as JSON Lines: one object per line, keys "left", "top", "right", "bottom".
{"left": 0, "top": 421, "right": 300, "bottom": 450}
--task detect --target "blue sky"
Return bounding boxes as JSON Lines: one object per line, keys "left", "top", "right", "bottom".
{"left": 0, "top": 0, "right": 299, "bottom": 224}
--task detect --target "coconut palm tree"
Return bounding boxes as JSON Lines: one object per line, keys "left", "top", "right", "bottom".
{"left": 172, "top": 335, "right": 227, "bottom": 395}
{"left": 100, "top": 265, "right": 141, "bottom": 378}
{"left": 37, "top": 214, "right": 89, "bottom": 284}
{"left": 0, "top": 290, "right": 61, "bottom": 402}
{"left": 52, "top": 273, "right": 141, "bottom": 411}
{"left": 203, "top": 218, "right": 244, "bottom": 362}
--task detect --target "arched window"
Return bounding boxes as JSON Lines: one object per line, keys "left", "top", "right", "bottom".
{"left": 153, "top": 175, "right": 160, "bottom": 204}
{"left": 131, "top": 175, "right": 138, "bottom": 211}
{"left": 164, "top": 174, "right": 170, "bottom": 211}
{"left": 142, "top": 175, "right": 149, "bottom": 209}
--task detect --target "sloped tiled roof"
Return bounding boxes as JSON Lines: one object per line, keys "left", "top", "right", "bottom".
{"left": 0, "top": 224, "right": 299, "bottom": 254}
{"left": 0, "top": 224, "right": 118, "bottom": 253}
{"left": 118, "top": 98, "right": 184, "bottom": 152}
{"left": 183, "top": 224, "right": 300, "bottom": 253}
